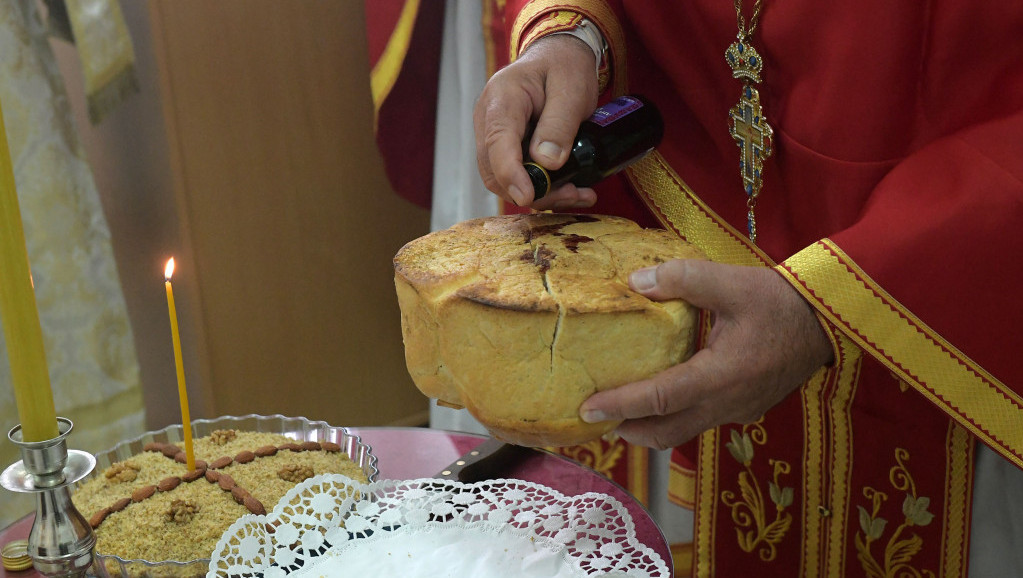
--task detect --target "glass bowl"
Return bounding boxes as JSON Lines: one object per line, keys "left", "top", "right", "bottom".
{"left": 74, "top": 414, "right": 377, "bottom": 577}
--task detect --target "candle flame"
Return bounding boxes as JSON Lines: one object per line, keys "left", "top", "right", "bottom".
{"left": 165, "top": 257, "right": 175, "bottom": 281}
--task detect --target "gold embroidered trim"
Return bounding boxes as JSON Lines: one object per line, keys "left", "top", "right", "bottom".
{"left": 780, "top": 240, "right": 1023, "bottom": 470}
{"left": 855, "top": 448, "right": 937, "bottom": 578}
{"left": 482, "top": 0, "right": 504, "bottom": 78}
{"left": 668, "top": 458, "right": 698, "bottom": 509}
{"left": 622, "top": 121, "right": 989, "bottom": 578}
{"left": 550, "top": 434, "right": 649, "bottom": 504}
{"left": 823, "top": 332, "right": 862, "bottom": 577}
{"left": 552, "top": 436, "right": 624, "bottom": 478}
{"left": 510, "top": 0, "right": 626, "bottom": 95}
{"left": 696, "top": 428, "right": 720, "bottom": 578}
{"left": 629, "top": 442, "right": 650, "bottom": 505}
{"left": 519, "top": 11, "right": 586, "bottom": 51}
{"left": 720, "top": 421, "right": 795, "bottom": 561}
{"left": 941, "top": 423, "right": 972, "bottom": 576}
{"left": 627, "top": 152, "right": 769, "bottom": 267}
{"left": 799, "top": 365, "right": 829, "bottom": 576}
{"left": 671, "top": 542, "right": 695, "bottom": 577}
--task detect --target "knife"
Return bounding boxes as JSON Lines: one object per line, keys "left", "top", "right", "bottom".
{"left": 435, "top": 437, "right": 537, "bottom": 483}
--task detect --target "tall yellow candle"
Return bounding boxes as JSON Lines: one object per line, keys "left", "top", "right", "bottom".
{"left": 164, "top": 258, "right": 195, "bottom": 471}
{"left": 0, "top": 97, "right": 58, "bottom": 442}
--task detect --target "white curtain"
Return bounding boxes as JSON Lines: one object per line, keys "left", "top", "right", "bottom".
{"left": 0, "top": 0, "right": 143, "bottom": 528}
{"left": 427, "top": 0, "right": 497, "bottom": 437}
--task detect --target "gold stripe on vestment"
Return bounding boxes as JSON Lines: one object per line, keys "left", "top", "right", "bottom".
{"left": 798, "top": 365, "right": 829, "bottom": 577}
{"left": 369, "top": 0, "right": 421, "bottom": 128}
{"left": 942, "top": 423, "right": 973, "bottom": 576}
{"left": 821, "top": 332, "right": 860, "bottom": 577}
{"left": 628, "top": 153, "right": 768, "bottom": 267}
{"left": 695, "top": 427, "right": 720, "bottom": 578}
{"left": 781, "top": 240, "right": 1023, "bottom": 470}
{"left": 625, "top": 148, "right": 991, "bottom": 576}
{"left": 668, "top": 459, "right": 697, "bottom": 509}
{"left": 629, "top": 442, "right": 650, "bottom": 505}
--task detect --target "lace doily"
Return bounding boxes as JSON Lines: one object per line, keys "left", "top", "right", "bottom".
{"left": 208, "top": 475, "right": 668, "bottom": 577}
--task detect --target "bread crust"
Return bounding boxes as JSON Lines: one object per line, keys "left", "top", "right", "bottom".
{"left": 394, "top": 214, "right": 703, "bottom": 447}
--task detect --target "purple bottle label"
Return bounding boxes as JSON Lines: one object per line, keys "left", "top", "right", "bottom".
{"left": 587, "top": 96, "right": 643, "bottom": 127}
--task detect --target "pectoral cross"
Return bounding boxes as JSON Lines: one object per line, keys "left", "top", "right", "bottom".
{"left": 729, "top": 84, "right": 773, "bottom": 242}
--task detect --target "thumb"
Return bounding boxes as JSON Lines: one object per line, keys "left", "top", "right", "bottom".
{"left": 629, "top": 259, "right": 746, "bottom": 311}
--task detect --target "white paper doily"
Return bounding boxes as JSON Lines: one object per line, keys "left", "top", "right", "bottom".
{"left": 207, "top": 475, "right": 669, "bottom": 577}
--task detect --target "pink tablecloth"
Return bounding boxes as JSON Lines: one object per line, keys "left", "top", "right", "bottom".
{"left": 1, "top": 427, "right": 672, "bottom": 577}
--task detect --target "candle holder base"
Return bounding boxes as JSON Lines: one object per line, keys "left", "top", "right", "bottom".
{"left": 1, "top": 418, "right": 96, "bottom": 578}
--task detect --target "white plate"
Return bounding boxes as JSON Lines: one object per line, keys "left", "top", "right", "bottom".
{"left": 208, "top": 476, "right": 669, "bottom": 577}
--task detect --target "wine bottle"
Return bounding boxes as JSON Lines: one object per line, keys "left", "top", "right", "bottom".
{"left": 524, "top": 94, "right": 663, "bottom": 200}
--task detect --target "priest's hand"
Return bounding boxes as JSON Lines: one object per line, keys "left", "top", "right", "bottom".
{"left": 473, "top": 34, "right": 599, "bottom": 209}
{"left": 579, "top": 259, "right": 836, "bottom": 450}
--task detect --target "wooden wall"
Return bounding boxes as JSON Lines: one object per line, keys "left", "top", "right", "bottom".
{"left": 141, "top": 0, "right": 431, "bottom": 426}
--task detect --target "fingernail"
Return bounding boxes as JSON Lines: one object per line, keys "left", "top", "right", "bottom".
{"left": 537, "top": 141, "right": 562, "bottom": 162}
{"left": 631, "top": 267, "right": 657, "bottom": 291}
{"left": 580, "top": 408, "right": 606, "bottom": 423}
{"left": 508, "top": 184, "right": 528, "bottom": 206}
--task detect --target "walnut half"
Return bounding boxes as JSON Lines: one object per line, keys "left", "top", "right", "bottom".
{"left": 277, "top": 464, "right": 314, "bottom": 483}
{"left": 166, "top": 499, "right": 200, "bottom": 523}
{"left": 104, "top": 461, "right": 140, "bottom": 483}
{"left": 210, "top": 429, "right": 238, "bottom": 445}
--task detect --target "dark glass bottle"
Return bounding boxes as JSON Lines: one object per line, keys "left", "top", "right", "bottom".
{"left": 524, "top": 95, "right": 664, "bottom": 200}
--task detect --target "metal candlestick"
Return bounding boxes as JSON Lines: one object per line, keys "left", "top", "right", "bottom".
{"left": 0, "top": 418, "right": 96, "bottom": 577}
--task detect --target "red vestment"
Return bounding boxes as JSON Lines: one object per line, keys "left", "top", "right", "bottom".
{"left": 491, "top": 1, "right": 1023, "bottom": 575}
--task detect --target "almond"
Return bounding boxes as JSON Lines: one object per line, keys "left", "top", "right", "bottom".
{"left": 321, "top": 442, "right": 342, "bottom": 453}
{"left": 204, "top": 470, "right": 220, "bottom": 484}
{"left": 131, "top": 485, "right": 157, "bottom": 502}
{"left": 158, "top": 477, "right": 182, "bottom": 492}
{"left": 209, "top": 456, "right": 233, "bottom": 470}
{"left": 89, "top": 507, "right": 111, "bottom": 529}
{"left": 231, "top": 486, "right": 250, "bottom": 504}
{"left": 183, "top": 467, "right": 206, "bottom": 483}
{"left": 244, "top": 496, "right": 266, "bottom": 516}
{"left": 161, "top": 445, "right": 181, "bottom": 459}
{"left": 234, "top": 450, "right": 255, "bottom": 464}
{"left": 254, "top": 445, "right": 278, "bottom": 457}
{"left": 143, "top": 442, "right": 164, "bottom": 453}
{"left": 279, "top": 443, "right": 301, "bottom": 452}
{"left": 217, "top": 474, "right": 236, "bottom": 492}
{"left": 300, "top": 441, "right": 321, "bottom": 451}
{"left": 173, "top": 452, "right": 187, "bottom": 464}
{"left": 110, "top": 497, "right": 131, "bottom": 512}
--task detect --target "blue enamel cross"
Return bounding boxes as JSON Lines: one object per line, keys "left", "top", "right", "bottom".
{"left": 728, "top": 83, "right": 773, "bottom": 242}
{"left": 728, "top": 84, "right": 773, "bottom": 200}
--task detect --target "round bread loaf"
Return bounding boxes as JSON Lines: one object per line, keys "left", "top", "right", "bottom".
{"left": 393, "top": 214, "right": 704, "bottom": 447}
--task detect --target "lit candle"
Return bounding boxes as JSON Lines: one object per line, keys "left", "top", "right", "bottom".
{"left": 164, "top": 258, "right": 195, "bottom": 471}
{"left": 0, "top": 97, "right": 58, "bottom": 442}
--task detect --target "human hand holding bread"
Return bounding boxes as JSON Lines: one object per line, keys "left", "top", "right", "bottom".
{"left": 474, "top": 34, "right": 599, "bottom": 210}
{"left": 393, "top": 215, "right": 833, "bottom": 449}
{"left": 579, "top": 259, "right": 834, "bottom": 450}
{"left": 394, "top": 214, "right": 704, "bottom": 447}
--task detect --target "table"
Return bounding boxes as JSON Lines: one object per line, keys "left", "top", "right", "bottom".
{"left": 1, "top": 427, "right": 672, "bottom": 577}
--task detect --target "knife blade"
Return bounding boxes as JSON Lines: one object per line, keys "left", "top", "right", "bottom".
{"left": 435, "top": 437, "right": 536, "bottom": 483}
